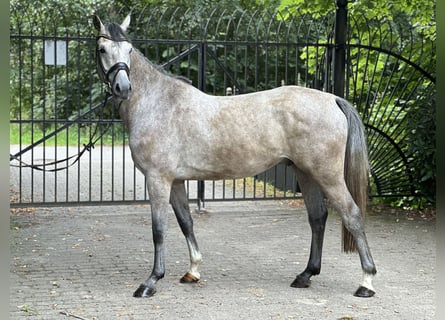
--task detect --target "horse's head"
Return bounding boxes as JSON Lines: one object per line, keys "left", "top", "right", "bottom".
{"left": 93, "top": 14, "right": 133, "bottom": 100}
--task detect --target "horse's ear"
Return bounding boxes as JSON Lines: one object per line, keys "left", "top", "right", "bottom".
{"left": 120, "top": 14, "right": 131, "bottom": 32}
{"left": 93, "top": 14, "right": 105, "bottom": 33}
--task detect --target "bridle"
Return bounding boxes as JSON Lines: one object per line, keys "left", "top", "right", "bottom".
{"left": 9, "top": 34, "right": 132, "bottom": 172}
{"left": 96, "top": 34, "right": 131, "bottom": 91}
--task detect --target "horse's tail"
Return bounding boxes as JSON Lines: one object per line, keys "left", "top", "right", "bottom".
{"left": 335, "top": 98, "right": 369, "bottom": 253}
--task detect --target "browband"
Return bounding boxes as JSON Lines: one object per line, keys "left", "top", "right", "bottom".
{"left": 96, "top": 34, "right": 130, "bottom": 43}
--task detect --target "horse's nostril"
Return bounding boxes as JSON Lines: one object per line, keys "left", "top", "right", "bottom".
{"left": 115, "top": 83, "right": 121, "bottom": 93}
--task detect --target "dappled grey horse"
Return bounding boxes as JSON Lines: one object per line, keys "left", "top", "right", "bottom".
{"left": 93, "top": 14, "right": 376, "bottom": 298}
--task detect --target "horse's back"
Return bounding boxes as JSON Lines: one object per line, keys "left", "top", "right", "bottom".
{"left": 173, "top": 85, "right": 349, "bottom": 179}
{"left": 208, "top": 85, "right": 348, "bottom": 151}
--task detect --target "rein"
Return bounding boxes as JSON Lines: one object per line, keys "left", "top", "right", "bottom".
{"left": 10, "top": 92, "right": 114, "bottom": 172}
{"left": 11, "top": 34, "right": 132, "bottom": 172}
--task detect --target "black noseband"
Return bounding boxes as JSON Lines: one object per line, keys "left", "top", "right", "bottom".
{"left": 106, "top": 62, "right": 130, "bottom": 87}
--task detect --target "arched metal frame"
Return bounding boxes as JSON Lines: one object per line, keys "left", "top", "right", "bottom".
{"left": 9, "top": 3, "right": 435, "bottom": 206}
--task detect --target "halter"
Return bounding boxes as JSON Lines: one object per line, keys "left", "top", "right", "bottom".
{"left": 96, "top": 34, "right": 131, "bottom": 90}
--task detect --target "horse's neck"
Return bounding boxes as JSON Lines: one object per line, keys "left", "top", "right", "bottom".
{"left": 119, "top": 49, "right": 167, "bottom": 126}
{"left": 130, "top": 49, "right": 163, "bottom": 89}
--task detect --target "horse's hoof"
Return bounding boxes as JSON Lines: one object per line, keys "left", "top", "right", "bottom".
{"left": 180, "top": 272, "right": 200, "bottom": 283}
{"left": 133, "top": 284, "right": 156, "bottom": 298}
{"left": 290, "top": 275, "right": 311, "bottom": 288}
{"left": 354, "top": 286, "right": 375, "bottom": 298}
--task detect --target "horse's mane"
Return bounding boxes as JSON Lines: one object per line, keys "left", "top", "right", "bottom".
{"left": 134, "top": 47, "right": 193, "bottom": 85}
{"left": 157, "top": 67, "right": 193, "bottom": 85}
{"left": 105, "top": 22, "right": 192, "bottom": 85}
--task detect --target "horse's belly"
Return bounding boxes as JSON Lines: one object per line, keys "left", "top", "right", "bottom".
{"left": 176, "top": 145, "right": 288, "bottom": 180}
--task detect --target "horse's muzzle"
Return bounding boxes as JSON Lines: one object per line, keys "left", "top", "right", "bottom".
{"left": 112, "top": 70, "right": 132, "bottom": 100}
{"left": 103, "top": 62, "right": 131, "bottom": 100}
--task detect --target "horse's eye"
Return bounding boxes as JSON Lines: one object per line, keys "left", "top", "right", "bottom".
{"left": 99, "top": 47, "right": 106, "bottom": 54}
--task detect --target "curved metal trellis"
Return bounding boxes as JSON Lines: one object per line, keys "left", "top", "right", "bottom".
{"left": 9, "top": 3, "right": 435, "bottom": 206}
{"left": 346, "top": 13, "right": 435, "bottom": 198}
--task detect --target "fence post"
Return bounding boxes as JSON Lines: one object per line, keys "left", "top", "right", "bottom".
{"left": 333, "top": 0, "right": 347, "bottom": 98}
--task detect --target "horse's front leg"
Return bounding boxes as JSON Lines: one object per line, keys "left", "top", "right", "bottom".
{"left": 134, "top": 177, "right": 172, "bottom": 298}
{"left": 170, "top": 180, "right": 203, "bottom": 283}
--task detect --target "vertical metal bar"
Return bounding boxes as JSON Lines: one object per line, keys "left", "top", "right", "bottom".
{"left": 122, "top": 126, "right": 126, "bottom": 201}
{"left": 197, "top": 39, "right": 206, "bottom": 211}
{"left": 133, "top": 162, "right": 137, "bottom": 201}
{"left": 76, "top": 33, "right": 83, "bottom": 202}
{"left": 88, "top": 101, "right": 93, "bottom": 202}
{"left": 29, "top": 34, "right": 33, "bottom": 203}
{"left": 42, "top": 28, "right": 47, "bottom": 203}
{"left": 65, "top": 33, "right": 69, "bottom": 203}
{"left": 53, "top": 31, "right": 58, "bottom": 203}
{"left": 111, "top": 103, "right": 115, "bottom": 202}
{"left": 18, "top": 30, "right": 23, "bottom": 204}
{"left": 333, "top": 0, "right": 347, "bottom": 97}
{"left": 325, "top": 37, "right": 333, "bottom": 93}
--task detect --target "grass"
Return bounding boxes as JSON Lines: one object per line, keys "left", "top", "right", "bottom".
{"left": 222, "top": 176, "right": 299, "bottom": 199}
{"left": 10, "top": 123, "right": 125, "bottom": 146}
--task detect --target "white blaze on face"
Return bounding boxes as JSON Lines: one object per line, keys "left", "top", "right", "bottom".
{"left": 98, "top": 39, "right": 133, "bottom": 99}
{"left": 112, "top": 42, "right": 132, "bottom": 99}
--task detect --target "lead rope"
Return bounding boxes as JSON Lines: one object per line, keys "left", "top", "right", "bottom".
{"left": 10, "top": 92, "right": 114, "bottom": 172}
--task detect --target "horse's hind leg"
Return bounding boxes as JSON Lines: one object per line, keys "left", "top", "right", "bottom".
{"left": 323, "top": 182, "right": 377, "bottom": 297}
{"left": 170, "top": 180, "right": 203, "bottom": 283}
{"left": 291, "top": 169, "right": 328, "bottom": 289}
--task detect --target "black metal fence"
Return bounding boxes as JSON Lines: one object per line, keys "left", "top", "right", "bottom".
{"left": 9, "top": 3, "right": 435, "bottom": 207}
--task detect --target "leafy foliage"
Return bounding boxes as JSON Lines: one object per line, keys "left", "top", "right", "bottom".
{"left": 10, "top": 0, "right": 435, "bottom": 208}
{"left": 10, "top": 0, "right": 110, "bottom": 126}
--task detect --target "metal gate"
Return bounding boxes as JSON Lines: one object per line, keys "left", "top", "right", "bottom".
{"left": 9, "top": 3, "right": 435, "bottom": 207}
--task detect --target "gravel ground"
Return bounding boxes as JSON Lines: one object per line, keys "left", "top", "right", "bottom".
{"left": 10, "top": 200, "right": 436, "bottom": 319}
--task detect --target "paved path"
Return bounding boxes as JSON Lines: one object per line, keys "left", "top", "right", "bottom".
{"left": 10, "top": 201, "right": 435, "bottom": 319}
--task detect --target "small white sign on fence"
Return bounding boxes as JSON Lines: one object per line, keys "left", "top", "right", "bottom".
{"left": 44, "top": 40, "right": 67, "bottom": 66}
